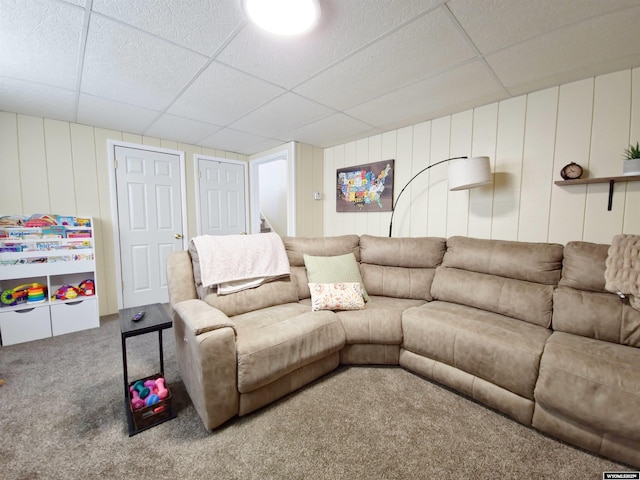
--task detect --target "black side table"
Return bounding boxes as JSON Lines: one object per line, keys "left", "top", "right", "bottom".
{"left": 120, "top": 303, "right": 176, "bottom": 436}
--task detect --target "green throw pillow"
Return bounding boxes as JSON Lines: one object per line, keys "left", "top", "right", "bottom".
{"left": 303, "top": 253, "right": 369, "bottom": 302}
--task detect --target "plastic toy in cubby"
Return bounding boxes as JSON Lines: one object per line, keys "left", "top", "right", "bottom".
{"left": 1, "top": 283, "right": 45, "bottom": 306}
{"left": 52, "top": 285, "right": 81, "bottom": 301}
{"left": 78, "top": 279, "right": 95, "bottom": 296}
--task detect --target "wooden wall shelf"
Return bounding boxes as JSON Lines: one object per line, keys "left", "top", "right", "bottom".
{"left": 554, "top": 174, "right": 640, "bottom": 210}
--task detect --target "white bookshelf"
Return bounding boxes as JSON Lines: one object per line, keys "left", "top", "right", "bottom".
{"left": 0, "top": 216, "right": 99, "bottom": 346}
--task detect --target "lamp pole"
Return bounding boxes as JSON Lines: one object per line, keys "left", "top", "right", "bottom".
{"left": 387, "top": 156, "right": 467, "bottom": 237}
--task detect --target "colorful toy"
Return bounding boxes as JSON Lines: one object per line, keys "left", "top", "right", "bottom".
{"left": 129, "top": 386, "right": 144, "bottom": 410}
{"left": 78, "top": 279, "right": 95, "bottom": 296}
{"left": 145, "top": 393, "right": 160, "bottom": 407}
{"left": 27, "top": 284, "right": 46, "bottom": 303}
{"left": 52, "top": 285, "right": 80, "bottom": 301}
{"left": 132, "top": 380, "right": 150, "bottom": 400}
{"left": 155, "top": 377, "right": 169, "bottom": 400}
{"left": 1, "top": 284, "right": 31, "bottom": 306}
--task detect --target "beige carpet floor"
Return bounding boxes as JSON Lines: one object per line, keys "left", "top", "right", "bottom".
{"left": 0, "top": 313, "right": 628, "bottom": 479}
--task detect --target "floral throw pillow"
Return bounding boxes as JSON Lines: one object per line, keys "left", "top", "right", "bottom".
{"left": 308, "top": 282, "right": 365, "bottom": 311}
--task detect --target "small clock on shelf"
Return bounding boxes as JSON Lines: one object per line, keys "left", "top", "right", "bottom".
{"left": 560, "top": 162, "right": 583, "bottom": 180}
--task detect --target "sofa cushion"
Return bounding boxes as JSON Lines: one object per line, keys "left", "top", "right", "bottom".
{"left": 303, "top": 252, "right": 369, "bottom": 301}
{"left": 535, "top": 332, "right": 640, "bottom": 441}
{"left": 336, "top": 296, "right": 425, "bottom": 345}
{"left": 553, "top": 241, "right": 640, "bottom": 347}
{"left": 443, "top": 236, "right": 563, "bottom": 285}
{"left": 359, "top": 235, "right": 445, "bottom": 301}
{"left": 308, "top": 282, "right": 365, "bottom": 311}
{"left": 431, "top": 267, "right": 555, "bottom": 328}
{"left": 283, "top": 235, "right": 360, "bottom": 300}
{"left": 233, "top": 304, "right": 346, "bottom": 394}
{"left": 402, "top": 301, "right": 551, "bottom": 400}
{"left": 430, "top": 236, "right": 563, "bottom": 328}
{"left": 199, "top": 278, "right": 298, "bottom": 317}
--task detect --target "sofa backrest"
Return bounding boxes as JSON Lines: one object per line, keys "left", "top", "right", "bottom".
{"left": 283, "top": 235, "right": 360, "bottom": 300}
{"left": 553, "top": 241, "right": 640, "bottom": 347}
{"left": 186, "top": 238, "right": 298, "bottom": 317}
{"left": 431, "top": 236, "right": 564, "bottom": 328}
{"left": 359, "top": 235, "right": 446, "bottom": 301}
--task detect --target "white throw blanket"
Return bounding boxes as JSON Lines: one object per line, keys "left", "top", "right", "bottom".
{"left": 192, "top": 232, "right": 290, "bottom": 294}
{"left": 605, "top": 234, "right": 640, "bottom": 310}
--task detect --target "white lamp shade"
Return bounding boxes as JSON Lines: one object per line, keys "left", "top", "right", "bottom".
{"left": 447, "top": 156, "right": 492, "bottom": 191}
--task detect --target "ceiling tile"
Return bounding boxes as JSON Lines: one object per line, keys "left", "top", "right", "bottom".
{"left": 198, "top": 127, "right": 274, "bottom": 154}
{"left": 0, "top": 0, "right": 84, "bottom": 89}
{"left": 168, "top": 61, "right": 285, "bottom": 125}
{"left": 294, "top": 6, "right": 476, "bottom": 110}
{"left": 230, "top": 92, "right": 335, "bottom": 139}
{"left": 486, "top": 6, "right": 640, "bottom": 95}
{"left": 216, "top": 0, "right": 443, "bottom": 89}
{"left": 77, "top": 94, "right": 160, "bottom": 133}
{"left": 92, "top": 0, "right": 245, "bottom": 56}
{"left": 448, "top": 0, "right": 640, "bottom": 54}
{"left": 287, "top": 113, "right": 381, "bottom": 148}
{"left": 144, "top": 113, "right": 221, "bottom": 144}
{"left": 0, "top": 77, "right": 77, "bottom": 121}
{"left": 346, "top": 60, "right": 507, "bottom": 131}
{"left": 81, "top": 14, "right": 208, "bottom": 110}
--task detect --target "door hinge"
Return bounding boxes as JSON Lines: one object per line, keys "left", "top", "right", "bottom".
{"left": 114, "top": 160, "right": 118, "bottom": 169}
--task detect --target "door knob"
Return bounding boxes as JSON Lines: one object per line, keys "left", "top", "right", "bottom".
{"left": 175, "top": 233, "right": 183, "bottom": 239}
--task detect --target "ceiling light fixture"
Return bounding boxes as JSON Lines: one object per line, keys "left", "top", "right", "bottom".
{"left": 242, "top": 0, "right": 321, "bottom": 36}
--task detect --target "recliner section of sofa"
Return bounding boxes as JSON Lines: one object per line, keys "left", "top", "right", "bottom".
{"left": 167, "top": 234, "right": 640, "bottom": 468}
{"left": 532, "top": 241, "right": 640, "bottom": 467}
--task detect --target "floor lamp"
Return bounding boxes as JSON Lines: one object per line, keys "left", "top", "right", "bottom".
{"left": 388, "top": 156, "right": 492, "bottom": 237}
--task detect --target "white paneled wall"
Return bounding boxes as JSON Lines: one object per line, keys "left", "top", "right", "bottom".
{"left": 324, "top": 68, "right": 640, "bottom": 244}
{"left": 0, "top": 112, "right": 245, "bottom": 315}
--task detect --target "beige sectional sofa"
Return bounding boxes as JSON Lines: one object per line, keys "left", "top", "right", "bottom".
{"left": 166, "top": 234, "right": 640, "bottom": 468}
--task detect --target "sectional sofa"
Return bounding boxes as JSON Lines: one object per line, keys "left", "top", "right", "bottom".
{"left": 166, "top": 234, "right": 640, "bottom": 468}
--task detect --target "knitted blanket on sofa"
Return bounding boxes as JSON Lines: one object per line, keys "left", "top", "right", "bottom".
{"left": 605, "top": 234, "right": 640, "bottom": 310}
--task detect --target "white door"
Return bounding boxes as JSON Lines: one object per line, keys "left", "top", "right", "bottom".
{"left": 196, "top": 156, "right": 248, "bottom": 235}
{"left": 115, "top": 145, "right": 185, "bottom": 308}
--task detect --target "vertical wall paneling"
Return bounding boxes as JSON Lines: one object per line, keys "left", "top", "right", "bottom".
{"left": 409, "top": 121, "right": 431, "bottom": 237}
{"left": 548, "top": 78, "right": 593, "bottom": 244}
{"left": 0, "top": 112, "right": 22, "bottom": 213}
{"left": 393, "top": 126, "right": 414, "bottom": 237}
{"left": 380, "top": 132, "right": 397, "bottom": 236}
{"left": 323, "top": 147, "right": 336, "bottom": 236}
{"left": 468, "top": 104, "right": 498, "bottom": 239}
{"left": 310, "top": 145, "right": 325, "bottom": 237}
{"left": 624, "top": 67, "right": 640, "bottom": 234}
{"left": 365, "top": 134, "right": 383, "bottom": 235}
{"left": 427, "top": 117, "right": 451, "bottom": 237}
{"left": 518, "top": 87, "right": 558, "bottom": 242}
{"left": 44, "top": 119, "right": 76, "bottom": 213}
{"left": 448, "top": 110, "right": 474, "bottom": 237}
{"left": 583, "top": 71, "right": 631, "bottom": 243}
{"left": 17, "top": 115, "right": 50, "bottom": 213}
{"left": 491, "top": 97, "right": 526, "bottom": 240}
{"left": 70, "top": 124, "right": 100, "bottom": 216}
{"left": 180, "top": 142, "right": 202, "bottom": 239}
{"left": 354, "top": 138, "right": 370, "bottom": 235}
{"left": 334, "top": 144, "right": 347, "bottom": 234}
{"left": 95, "top": 128, "right": 122, "bottom": 315}
{"left": 295, "top": 143, "right": 310, "bottom": 236}
{"left": 343, "top": 141, "right": 358, "bottom": 234}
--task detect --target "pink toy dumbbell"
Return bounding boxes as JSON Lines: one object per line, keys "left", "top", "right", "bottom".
{"left": 129, "top": 385, "right": 145, "bottom": 410}
{"left": 155, "top": 377, "right": 169, "bottom": 400}
{"left": 144, "top": 379, "right": 158, "bottom": 395}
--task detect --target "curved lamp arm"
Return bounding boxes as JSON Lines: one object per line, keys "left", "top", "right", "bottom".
{"left": 388, "top": 155, "right": 492, "bottom": 237}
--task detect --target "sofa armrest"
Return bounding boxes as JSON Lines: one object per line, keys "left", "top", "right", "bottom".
{"left": 172, "top": 299, "right": 239, "bottom": 429}
{"left": 173, "top": 299, "right": 236, "bottom": 336}
{"left": 167, "top": 251, "right": 198, "bottom": 305}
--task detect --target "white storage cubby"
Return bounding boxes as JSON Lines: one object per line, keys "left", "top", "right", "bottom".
{"left": 0, "top": 215, "right": 99, "bottom": 346}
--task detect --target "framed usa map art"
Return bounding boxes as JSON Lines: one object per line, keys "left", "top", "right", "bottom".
{"left": 336, "top": 160, "right": 394, "bottom": 212}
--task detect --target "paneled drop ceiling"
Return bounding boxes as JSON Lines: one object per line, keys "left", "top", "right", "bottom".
{"left": 2, "top": 0, "right": 640, "bottom": 155}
